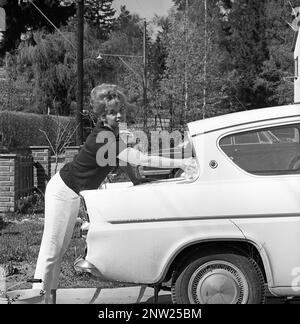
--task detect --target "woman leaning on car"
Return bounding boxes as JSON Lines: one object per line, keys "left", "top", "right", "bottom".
{"left": 32, "top": 83, "right": 197, "bottom": 304}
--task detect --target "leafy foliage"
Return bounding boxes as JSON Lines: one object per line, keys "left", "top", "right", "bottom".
{"left": 219, "top": 0, "right": 269, "bottom": 109}
{"left": 15, "top": 191, "right": 44, "bottom": 215}
{"left": 6, "top": 3, "right": 119, "bottom": 116}
{"left": 0, "top": 0, "right": 297, "bottom": 134}
{"left": 253, "top": 0, "right": 294, "bottom": 106}
{"left": 84, "top": 0, "right": 115, "bottom": 39}
{"left": 159, "top": 2, "right": 233, "bottom": 129}
{"left": 98, "top": 6, "right": 146, "bottom": 121}
{"left": 0, "top": 0, "right": 76, "bottom": 55}
{"left": 15, "top": 28, "right": 77, "bottom": 115}
{"left": 0, "top": 111, "right": 76, "bottom": 150}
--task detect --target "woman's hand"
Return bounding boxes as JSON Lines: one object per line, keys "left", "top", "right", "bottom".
{"left": 181, "top": 157, "right": 198, "bottom": 179}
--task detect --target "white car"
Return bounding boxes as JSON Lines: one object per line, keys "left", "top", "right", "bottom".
{"left": 75, "top": 105, "right": 300, "bottom": 304}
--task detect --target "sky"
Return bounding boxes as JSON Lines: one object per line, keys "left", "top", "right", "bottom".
{"left": 112, "top": 0, "right": 174, "bottom": 20}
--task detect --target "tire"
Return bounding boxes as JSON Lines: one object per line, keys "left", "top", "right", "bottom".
{"left": 171, "top": 252, "right": 265, "bottom": 304}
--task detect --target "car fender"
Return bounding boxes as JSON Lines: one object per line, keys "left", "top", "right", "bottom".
{"left": 158, "top": 222, "right": 273, "bottom": 286}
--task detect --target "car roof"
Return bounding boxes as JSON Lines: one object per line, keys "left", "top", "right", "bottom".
{"left": 187, "top": 104, "right": 300, "bottom": 137}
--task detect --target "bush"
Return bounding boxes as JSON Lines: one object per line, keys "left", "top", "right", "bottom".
{"left": 15, "top": 191, "right": 44, "bottom": 215}
{"left": 0, "top": 111, "right": 76, "bottom": 151}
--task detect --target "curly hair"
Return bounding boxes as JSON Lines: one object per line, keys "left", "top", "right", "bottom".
{"left": 90, "top": 83, "right": 127, "bottom": 118}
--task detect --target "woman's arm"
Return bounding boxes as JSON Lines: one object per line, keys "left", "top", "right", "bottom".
{"left": 118, "top": 147, "right": 197, "bottom": 172}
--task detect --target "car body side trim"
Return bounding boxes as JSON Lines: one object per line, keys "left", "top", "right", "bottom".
{"left": 108, "top": 213, "right": 300, "bottom": 224}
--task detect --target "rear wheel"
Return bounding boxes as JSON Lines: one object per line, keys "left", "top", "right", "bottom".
{"left": 171, "top": 252, "right": 265, "bottom": 304}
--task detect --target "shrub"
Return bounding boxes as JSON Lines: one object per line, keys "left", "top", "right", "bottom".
{"left": 15, "top": 191, "right": 44, "bottom": 215}
{"left": 0, "top": 111, "right": 76, "bottom": 151}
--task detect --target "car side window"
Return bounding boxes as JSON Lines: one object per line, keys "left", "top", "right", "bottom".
{"left": 219, "top": 124, "right": 300, "bottom": 175}
{"left": 234, "top": 132, "right": 260, "bottom": 144}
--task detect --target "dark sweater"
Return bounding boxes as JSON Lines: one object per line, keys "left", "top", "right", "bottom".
{"left": 60, "top": 122, "right": 126, "bottom": 194}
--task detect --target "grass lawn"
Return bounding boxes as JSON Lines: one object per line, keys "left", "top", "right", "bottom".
{"left": 0, "top": 212, "right": 127, "bottom": 292}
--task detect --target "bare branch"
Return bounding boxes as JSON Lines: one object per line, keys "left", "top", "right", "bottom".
{"left": 39, "top": 128, "right": 56, "bottom": 154}
{"left": 59, "top": 123, "right": 79, "bottom": 154}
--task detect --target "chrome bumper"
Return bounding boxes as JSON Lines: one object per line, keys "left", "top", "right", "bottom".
{"left": 74, "top": 257, "right": 105, "bottom": 279}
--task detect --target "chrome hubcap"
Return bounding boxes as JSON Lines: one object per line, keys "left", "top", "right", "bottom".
{"left": 188, "top": 261, "right": 249, "bottom": 304}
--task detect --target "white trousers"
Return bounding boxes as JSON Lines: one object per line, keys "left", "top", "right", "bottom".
{"left": 33, "top": 172, "right": 80, "bottom": 302}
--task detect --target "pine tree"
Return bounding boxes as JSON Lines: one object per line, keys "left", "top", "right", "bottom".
{"left": 253, "top": 0, "right": 294, "bottom": 106}
{"left": 218, "top": 0, "right": 296, "bottom": 109}
{"left": 84, "top": 0, "right": 115, "bottom": 39}
{"left": 15, "top": 28, "right": 77, "bottom": 115}
{"left": 218, "top": 0, "right": 269, "bottom": 109}
{"left": 172, "top": 0, "right": 197, "bottom": 11}
{"left": 99, "top": 6, "right": 144, "bottom": 100}
{"left": 149, "top": 16, "right": 169, "bottom": 89}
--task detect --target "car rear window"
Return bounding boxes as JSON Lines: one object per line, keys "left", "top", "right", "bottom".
{"left": 219, "top": 124, "right": 300, "bottom": 175}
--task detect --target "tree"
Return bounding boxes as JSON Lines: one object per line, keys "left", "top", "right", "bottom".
{"left": 146, "top": 15, "right": 169, "bottom": 123}
{"left": 10, "top": 25, "right": 77, "bottom": 115}
{"left": 218, "top": 0, "right": 295, "bottom": 109}
{"left": 172, "top": 0, "right": 197, "bottom": 11}
{"left": 159, "top": 1, "right": 232, "bottom": 129}
{"left": 149, "top": 16, "right": 169, "bottom": 85}
{"left": 171, "top": 0, "right": 294, "bottom": 114}
{"left": 218, "top": 0, "right": 270, "bottom": 110}
{"left": 98, "top": 6, "right": 145, "bottom": 118}
{"left": 84, "top": 0, "right": 115, "bottom": 39}
{"left": 5, "top": 3, "right": 119, "bottom": 116}
{"left": 253, "top": 0, "right": 294, "bottom": 106}
{"left": 0, "top": 0, "right": 76, "bottom": 56}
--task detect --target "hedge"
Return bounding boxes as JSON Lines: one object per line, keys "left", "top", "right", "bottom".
{"left": 0, "top": 110, "right": 77, "bottom": 152}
